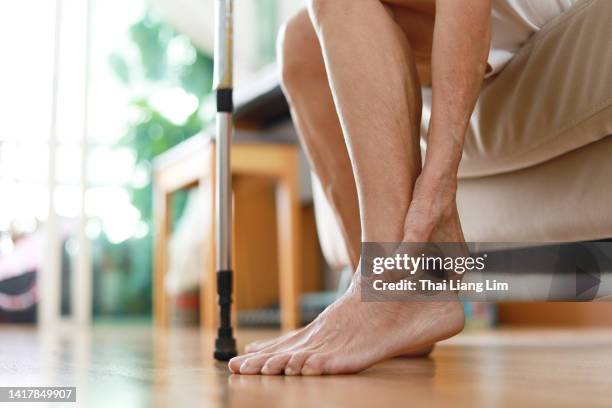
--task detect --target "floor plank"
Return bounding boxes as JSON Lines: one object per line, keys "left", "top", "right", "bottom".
{"left": 0, "top": 324, "right": 610, "bottom": 407}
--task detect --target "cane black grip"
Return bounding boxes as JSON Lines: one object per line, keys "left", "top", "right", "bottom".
{"left": 216, "top": 89, "right": 233, "bottom": 113}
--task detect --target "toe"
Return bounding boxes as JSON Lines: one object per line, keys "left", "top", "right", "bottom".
{"left": 261, "top": 353, "right": 292, "bottom": 375}
{"left": 239, "top": 353, "right": 275, "bottom": 375}
{"left": 228, "top": 353, "right": 255, "bottom": 373}
{"left": 301, "top": 354, "right": 327, "bottom": 376}
{"left": 284, "top": 351, "right": 312, "bottom": 376}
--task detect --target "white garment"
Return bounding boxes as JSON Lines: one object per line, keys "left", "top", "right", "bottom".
{"left": 487, "top": 0, "right": 577, "bottom": 77}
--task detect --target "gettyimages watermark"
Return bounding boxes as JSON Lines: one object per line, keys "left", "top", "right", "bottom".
{"left": 360, "top": 242, "right": 612, "bottom": 302}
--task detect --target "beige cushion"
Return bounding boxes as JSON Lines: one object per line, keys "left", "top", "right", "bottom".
{"left": 458, "top": 136, "right": 612, "bottom": 242}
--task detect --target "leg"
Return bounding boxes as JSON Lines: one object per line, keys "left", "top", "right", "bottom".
{"left": 153, "top": 185, "right": 171, "bottom": 327}
{"left": 272, "top": 3, "right": 435, "bottom": 267}
{"left": 280, "top": 10, "right": 362, "bottom": 270}
{"left": 276, "top": 150, "right": 302, "bottom": 330}
{"left": 310, "top": 0, "right": 422, "bottom": 243}
{"left": 243, "top": 9, "right": 361, "bottom": 354}
{"left": 230, "top": 0, "right": 463, "bottom": 376}
{"left": 279, "top": 2, "right": 435, "bottom": 246}
{"left": 244, "top": 6, "right": 434, "bottom": 354}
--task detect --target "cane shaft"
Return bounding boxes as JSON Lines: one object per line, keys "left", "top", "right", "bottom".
{"left": 213, "top": 0, "right": 237, "bottom": 361}
{"left": 213, "top": 0, "right": 233, "bottom": 90}
{"left": 215, "top": 111, "right": 232, "bottom": 270}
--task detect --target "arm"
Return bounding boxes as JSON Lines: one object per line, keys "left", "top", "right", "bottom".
{"left": 404, "top": 0, "right": 491, "bottom": 240}
{"left": 425, "top": 0, "right": 491, "bottom": 180}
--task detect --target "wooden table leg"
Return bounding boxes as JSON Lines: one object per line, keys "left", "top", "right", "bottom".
{"left": 153, "top": 186, "right": 172, "bottom": 328}
{"left": 276, "top": 155, "right": 302, "bottom": 330}
{"left": 155, "top": 141, "right": 305, "bottom": 332}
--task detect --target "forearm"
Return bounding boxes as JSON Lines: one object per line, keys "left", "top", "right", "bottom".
{"left": 422, "top": 0, "right": 491, "bottom": 185}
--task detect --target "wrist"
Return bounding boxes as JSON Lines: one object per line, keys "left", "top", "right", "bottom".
{"left": 424, "top": 125, "right": 465, "bottom": 184}
{"left": 412, "top": 173, "right": 458, "bottom": 224}
{"left": 419, "top": 165, "right": 459, "bottom": 196}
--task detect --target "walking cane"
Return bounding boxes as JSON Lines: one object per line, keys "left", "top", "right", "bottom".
{"left": 213, "top": 0, "right": 237, "bottom": 361}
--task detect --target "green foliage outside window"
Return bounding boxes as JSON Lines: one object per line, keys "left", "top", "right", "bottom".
{"left": 94, "top": 10, "right": 213, "bottom": 316}
{"left": 97, "top": 1, "right": 280, "bottom": 317}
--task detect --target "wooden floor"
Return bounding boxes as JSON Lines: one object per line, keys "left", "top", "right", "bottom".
{"left": 1, "top": 324, "right": 611, "bottom": 407}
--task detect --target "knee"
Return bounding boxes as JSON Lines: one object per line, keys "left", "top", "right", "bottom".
{"left": 277, "top": 9, "right": 320, "bottom": 91}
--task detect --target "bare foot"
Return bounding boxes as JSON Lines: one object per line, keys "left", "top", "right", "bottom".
{"left": 245, "top": 324, "right": 435, "bottom": 357}
{"left": 232, "top": 178, "right": 466, "bottom": 376}
{"left": 229, "top": 277, "right": 463, "bottom": 375}
{"left": 244, "top": 331, "right": 296, "bottom": 354}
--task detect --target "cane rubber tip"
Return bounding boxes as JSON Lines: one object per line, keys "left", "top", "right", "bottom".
{"left": 214, "top": 349, "right": 237, "bottom": 361}
{"left": 214, "top": 336, "right": 237, "bottom": 361}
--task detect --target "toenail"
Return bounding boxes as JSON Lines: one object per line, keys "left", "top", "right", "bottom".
{"left": 284, "top": 367, "right": 295, "bottom": 376}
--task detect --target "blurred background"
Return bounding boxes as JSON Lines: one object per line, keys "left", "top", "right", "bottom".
{"left": 0, "top": 0, "right": 307, "bottom": 326}
{"left": 5, "top": 0, "right": 603, "bottom": 331}
{"left": 1, "top": 2, "right": 610, "bottom": 406}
